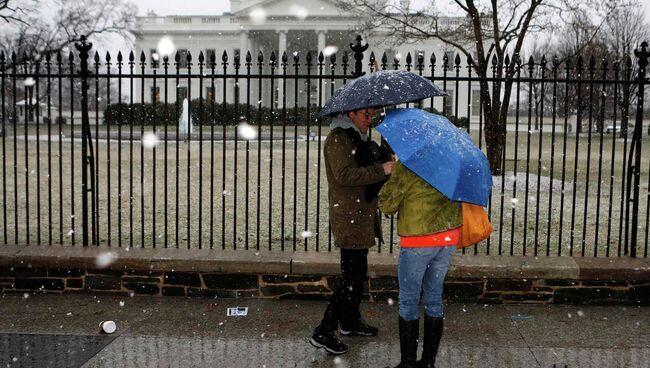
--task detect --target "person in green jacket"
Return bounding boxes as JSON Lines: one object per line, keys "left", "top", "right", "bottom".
{"left": 379, "top": 161, "right": 462, "bottom": 368}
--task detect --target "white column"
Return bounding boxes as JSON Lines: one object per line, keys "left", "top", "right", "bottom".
{"left": 277, "top": 30, "right": 287, "bottom": 108}
{"left": 317, "top": 30, "right": 327, "bottom": 105}
{"left": 317, "top": 30, "right": 326, "bottom": 54}
{"left": 239, "top": 30, "right": 249, "bottom": 55}
{"left": 238, "top": 30, "right": 249, "bottom": 105}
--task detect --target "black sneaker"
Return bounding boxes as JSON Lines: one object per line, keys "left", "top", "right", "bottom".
{"left": 309, "top": 329, "right": 349, "bottom": 355}
{"left": 339, "top": 318, "right": 379, "bottom": 336}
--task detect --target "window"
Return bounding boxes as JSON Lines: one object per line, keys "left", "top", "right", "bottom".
{"left": 444, "top": 50, "right": 455, "bottom": 67}
{"left": 309, "top": 84, "right": 318, "bottom": 106}
{"left": 205, "top": 49, "right": 216, "bottom": 65}
{"left": 177, "top": 49, "right": 189, "bottom": 68}
{"left": 206, "top": 86, "right": 215, "bottom": 101}
{"left": 472, "top": 89, "right": 481, "bottom": 116}
{"left": 443, "top": 88, "right": 454, "bottom": 116}
{"left": 415, "top": 50, "right": 425, "bottom": 66}
{"left": 151, "top": 86, "right": 160, "bottom": 103}
{"left": 384, "top": 49, "right": 397, "bottom": 68}
{"left": 177, "top": 86, "right": 188, "bottom": 101}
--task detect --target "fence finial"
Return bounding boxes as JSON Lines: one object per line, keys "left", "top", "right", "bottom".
{"left": 634, "top": 41, "right": 649, "bottom": 71}
{"left": 350, "top": 35, "right": 368, "bottom": 78}
{"left": 74, "top": 35, "right": 93, "bottom": 67}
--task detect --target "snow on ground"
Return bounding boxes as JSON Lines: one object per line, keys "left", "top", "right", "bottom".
{"left": 492, "top": 171, "right": 572, "bottom": 193}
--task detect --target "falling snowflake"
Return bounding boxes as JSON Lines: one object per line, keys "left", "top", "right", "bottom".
{"left": 387, "top": 298, "right": 394, "bottom": 306}
{"left": 95, "top": 251, "right": 118, "bottom": 269}
{"left": 249, "top": 7, "right": 267, "bottom": 25}
{"left": 237, "top": 122, "right": 257, "bottom": 140}
{"left": 289, "top": 5, "right": 308, "bottom": 20}
{"left": 323, "top": 46, "right": 338, "bottom": 57}
{"left": 157, "top": 36, "right": 175, "bottom": 57}
{"left": 301, "top": 230, "right": 313, "bottom": 239}
{"left": 141, "top": 132, "right": 159, "bottom": 149}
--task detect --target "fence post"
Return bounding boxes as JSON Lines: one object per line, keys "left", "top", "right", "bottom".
{"left": 625, "top": 41, "right": 649, "bottom": 258}
{"left": 350, "top": 35, "right": 368, "bottom": 78}
{"left": 74, "top": 36, "right": 97, "bottom": 246}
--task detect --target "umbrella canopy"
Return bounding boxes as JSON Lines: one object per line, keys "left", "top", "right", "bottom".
{"left": 376, "top": 108, "right": 492, "bottom": 206}
{"left": 319, "top": 70, "right": 446, "bottom": 117}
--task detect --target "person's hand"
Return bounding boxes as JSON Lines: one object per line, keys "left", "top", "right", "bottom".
{"left": 382, "top": 161, "right": 395, "bottom": 175}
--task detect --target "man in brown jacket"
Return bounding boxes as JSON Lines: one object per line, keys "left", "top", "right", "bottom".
{"left": 309, "top": 107, "right": 394, "bottom": 355}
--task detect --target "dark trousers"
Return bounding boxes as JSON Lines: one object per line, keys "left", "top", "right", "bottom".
{"left": 317, "top": 248, "right": 368, "bottom": 332}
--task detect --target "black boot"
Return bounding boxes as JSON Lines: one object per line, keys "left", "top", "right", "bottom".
{"left": 417, "top": 315, "right": 444, "bottom": 368}
{"left": 393, "top": 317, "right": 419, "bottom": 368}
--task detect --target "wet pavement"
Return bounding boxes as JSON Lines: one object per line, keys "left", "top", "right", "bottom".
{"left": 0, "top": 293, "right": 648, "bottom": 368}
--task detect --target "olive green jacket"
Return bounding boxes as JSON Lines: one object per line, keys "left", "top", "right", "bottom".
{"left": 325, "top": 128, "right": 388, "bottom": 249}
{"left": 378, "top": 162, "right": 462, "bottom": 236}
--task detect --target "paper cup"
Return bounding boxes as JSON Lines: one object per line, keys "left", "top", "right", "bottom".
{"left": 99, "top": 320, "right": 116, "bottom": 334}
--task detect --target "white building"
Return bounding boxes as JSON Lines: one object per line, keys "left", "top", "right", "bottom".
{"left": 134, "top": 0, "right": 488, "bottom": 122}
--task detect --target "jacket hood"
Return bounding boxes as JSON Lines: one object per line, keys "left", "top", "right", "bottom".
{"left": 330, "top": 115, "right": 368, "bottom": 141}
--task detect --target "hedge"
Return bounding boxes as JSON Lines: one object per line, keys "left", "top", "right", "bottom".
{"left": 104, "top": 99, "right": 320, "bottom": 126}
{"left": 103, "top": 101, "right": 470, "bottom": 129}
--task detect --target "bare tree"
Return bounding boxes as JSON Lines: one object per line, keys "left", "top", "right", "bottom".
{"left": 0, "top": 0, "right": 31, "bottom": 24}
{"left": 602, "top": 3, "right": 650, "bottom": 136}
{"left": 335, "top": 0, "right": 624, "bottom": 175}
{"left": 536, "top": 1, "right": 649, "bottom": 134}
{"left": 0, "top": 0, "right": 135, "bottom": 64}
{"left": 1, "top": 0, "right": 134, "bottom": 114}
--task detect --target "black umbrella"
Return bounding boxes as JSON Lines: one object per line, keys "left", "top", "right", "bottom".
{"left": 319, "top": 70, "right": 446, "bottom": 117}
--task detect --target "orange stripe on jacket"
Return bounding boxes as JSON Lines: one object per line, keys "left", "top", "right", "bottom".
{"left": 400, "top": 227, "right": 461, "bottom": 248}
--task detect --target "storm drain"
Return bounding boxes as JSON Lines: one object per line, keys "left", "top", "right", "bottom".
{"left": 0, "top": 333, "right": 115, "bottom": 368}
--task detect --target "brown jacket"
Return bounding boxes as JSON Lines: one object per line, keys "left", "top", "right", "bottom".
{"left": 324, "top": 128, "right": 388, "bottom": 249}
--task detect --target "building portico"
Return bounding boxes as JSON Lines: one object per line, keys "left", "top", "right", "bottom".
{"left": 133, "top": 0, "right": 486, "bottom": 121}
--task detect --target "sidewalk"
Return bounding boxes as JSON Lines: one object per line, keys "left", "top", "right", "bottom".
{"left": 0, "top": 293, "right": 648, "bottom": 368}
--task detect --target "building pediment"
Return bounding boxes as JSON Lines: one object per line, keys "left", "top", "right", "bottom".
{"left": 233, "top": 0, "right": 345, "bottom": 18}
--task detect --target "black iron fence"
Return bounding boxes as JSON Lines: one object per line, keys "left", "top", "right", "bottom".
{"left": 0, "top": 35, "right": 648, "bottom": 257}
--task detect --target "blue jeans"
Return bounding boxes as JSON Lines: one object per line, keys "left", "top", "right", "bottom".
{"left": 398, "top": 246, "right": 455, "bottom": 321}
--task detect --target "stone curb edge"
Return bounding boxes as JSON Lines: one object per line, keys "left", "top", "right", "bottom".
{"left": 1, "top": 244, "right": 649, "bottom": 281}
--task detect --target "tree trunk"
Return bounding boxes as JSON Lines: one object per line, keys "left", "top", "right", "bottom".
{"left": 484, "top": 113, "right": 506, "bottom": 176}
